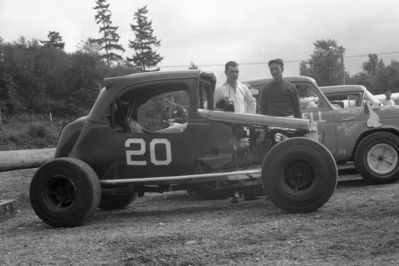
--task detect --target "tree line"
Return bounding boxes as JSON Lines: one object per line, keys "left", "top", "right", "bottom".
{"left": 300, "top": 39, "right": 399, "bottom": 94}
{"left": 0, "top": 1, "right": 162, "bottom": 119}
{"left": 1, "top": 1, "right": 399, "bottom": 121}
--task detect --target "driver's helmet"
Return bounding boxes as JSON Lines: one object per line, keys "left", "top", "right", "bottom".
{"left": 216, "top": 97, "right": 235, "bottom": 112}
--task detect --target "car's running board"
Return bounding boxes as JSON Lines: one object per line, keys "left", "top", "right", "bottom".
{"left": 100, "top": 168, "right": 262, "bottom": 185}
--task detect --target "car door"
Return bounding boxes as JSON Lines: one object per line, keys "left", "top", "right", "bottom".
{"left": 323, "top": 91, "right": 371, "bottom": 162}
{"left": 295, "top": 82, "right": 341, "bottom": 161}
{"left": 102, "top": 77, "right": 215, "bottom": 180}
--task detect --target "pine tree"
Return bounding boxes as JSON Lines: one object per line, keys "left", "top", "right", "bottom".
{"left": 40, "top": 31, "right": 65, "bottom": 50}
{"left": 77, "top": 37, "right": 102, "bottom": 55}
{"left": 127, "top": 5, "right": 163, "bottom": 71}
{"left": 93, "top": 0, "right": 125, "bottom": 66}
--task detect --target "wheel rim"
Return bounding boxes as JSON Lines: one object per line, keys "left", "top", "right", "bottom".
{"left": 367, "top": 143, "right": 398, "bottom": 175}
{"left": 282, "top": 160, "right": 316, "bottom": 195}
{"left": 43, "top": 175, "right": 77, "bottom": 211}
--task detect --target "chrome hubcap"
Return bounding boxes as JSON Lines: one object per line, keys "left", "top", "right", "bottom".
{"left": 367, "top": 143, "right": 398, "bottom": 175}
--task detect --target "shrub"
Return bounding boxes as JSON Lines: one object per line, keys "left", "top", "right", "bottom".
{"left": 27, "top": 124, "right": 49, "bottom": 139}
{"left": 0, "top": 113, "right": 65, "bottom": 150}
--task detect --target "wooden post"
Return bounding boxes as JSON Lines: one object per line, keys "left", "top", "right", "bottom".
{"left": 0, "top": 199, "right": 16, "bottom": 222}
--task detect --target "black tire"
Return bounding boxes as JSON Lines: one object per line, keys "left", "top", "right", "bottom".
{"left": 354, "top": 132, "right": 399, "bottom": 184}
{"left": 261, "top": 138, "right": 337, "bottom": 213}
{"left": 30, "top": 158, "right": 101, "bottom": 227}
{"left": 99, "top": 192, "right": 137, "bottom": 211}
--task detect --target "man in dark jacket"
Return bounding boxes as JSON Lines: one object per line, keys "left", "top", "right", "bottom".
{"left": 161, "top": 94, "right": 188, "bottom": 128}
{"left": 260, "top": 59, "right": 301, "bottom": 118}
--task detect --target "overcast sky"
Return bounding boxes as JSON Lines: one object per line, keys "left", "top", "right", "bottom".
{"left": 1, "top": 0, "right": 399, "bottom": 83}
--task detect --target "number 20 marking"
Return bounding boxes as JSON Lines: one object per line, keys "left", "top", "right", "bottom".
{"left": 125, "top": 138, "right": 172, "bottom": 166}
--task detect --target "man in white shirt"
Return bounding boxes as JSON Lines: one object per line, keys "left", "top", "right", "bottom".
{"left": 381, "top": 90, "right": 395, "bottom": 106}
{"left": 214, "top": 61, "right": 256, "bottom": 113}
{"left": 214, "top": 61, "right": 256, "bottom": 203}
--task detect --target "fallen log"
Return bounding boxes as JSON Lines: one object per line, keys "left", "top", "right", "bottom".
{"left": 0, "top": 148, "right": 55, "bottom": 172}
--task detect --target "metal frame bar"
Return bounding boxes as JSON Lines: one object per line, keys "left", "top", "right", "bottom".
{"left": 100, "top": 168, "right": 262, "bottom": 185}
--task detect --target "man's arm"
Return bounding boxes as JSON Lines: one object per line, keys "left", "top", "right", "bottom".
{"left": 161, "top": 108, "right": 169, "bottom": 128}
{"left": 174, "top": 105, "right": 188, "bottom": 123}
{"left": 259, "top": 85, "right": 269, "bottom": 115}
{"left": 289, "top": 83, "right": 301, "bottom": 118}
{"left": 213, "top": 85, "right": 226, "bottom": 108}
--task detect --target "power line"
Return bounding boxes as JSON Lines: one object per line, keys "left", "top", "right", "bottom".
{"left": 346, "top": 51, "right": 399, "bottom": 58}
{"left": 160, "top": 51, "right": 399, "bottom": 69}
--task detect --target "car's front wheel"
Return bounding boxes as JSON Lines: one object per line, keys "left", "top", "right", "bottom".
{"left": 30, "top": 158, "right": 101, "bottom": 227}
{"left": 261, "top": 138, "right": 337, "bottom": 213}
{"left": 354, "top": 132, "right": 399, "bottom": 184}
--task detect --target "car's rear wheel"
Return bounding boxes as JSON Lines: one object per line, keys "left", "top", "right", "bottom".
{"left": 30, "top": 158, "right": 101, "bottom": 227}
{"left": 261, "top": 138, "right": 337, "bottom": 213}
{"left": 354, "top": 132, "right": 399, "bottom": 184}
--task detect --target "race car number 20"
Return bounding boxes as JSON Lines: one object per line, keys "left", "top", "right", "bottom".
{"left": 125, "top": 138, "right": 172, "bottom": 166}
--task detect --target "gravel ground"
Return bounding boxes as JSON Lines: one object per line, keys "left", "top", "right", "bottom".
{"left": 1, "top": 169, "right": 399, "bottom": 265}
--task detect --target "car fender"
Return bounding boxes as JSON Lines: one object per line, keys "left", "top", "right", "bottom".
{"left": 55, "top": 117, "right": 87, "bottom": 158}
{"left": 351, "top": 125, "right": 399, "bottom": 160}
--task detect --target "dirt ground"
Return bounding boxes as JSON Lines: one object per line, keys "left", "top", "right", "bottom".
{"left": 1, "top": 169, "right": 399, "bottom": 265}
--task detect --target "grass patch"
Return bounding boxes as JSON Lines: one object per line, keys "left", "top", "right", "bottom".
{"left": 0, "top": 113, "right": 74, "bottom": 150}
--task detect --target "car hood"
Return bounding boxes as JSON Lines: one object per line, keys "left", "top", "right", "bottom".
{"left": 197, "top": 109, "right": 312, "bottom": 130}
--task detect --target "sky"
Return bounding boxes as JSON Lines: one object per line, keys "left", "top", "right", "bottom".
{"left": 1, "top": 0, "right": 399, "bottom": 84}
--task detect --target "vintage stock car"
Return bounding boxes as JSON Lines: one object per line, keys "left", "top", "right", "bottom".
{"left": 320, "top": 85, "right": 381, "bottom": 109}
{"left": 30, "top": 70, "right": 338, "bottom": 227}
{"left": 246, "top": 78, "right": 399, "bottom": 185}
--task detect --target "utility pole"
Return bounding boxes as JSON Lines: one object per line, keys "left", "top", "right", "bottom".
{"left": 340, "top": 46, "right": 345, "bottom": 85}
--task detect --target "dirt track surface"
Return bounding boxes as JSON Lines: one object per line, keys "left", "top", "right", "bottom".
{"left": 1, "top": 169, "right": 399, "bottom": 265}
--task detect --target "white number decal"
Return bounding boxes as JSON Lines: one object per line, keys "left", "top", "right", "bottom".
{"left": 125, "top": 138, "right": 172, "bottom": 166}
{"left": 150, "top": 139, "right": 172, "bottom": 165}
{"left": 125, "top": 138, "right": 146, "bottom": 165}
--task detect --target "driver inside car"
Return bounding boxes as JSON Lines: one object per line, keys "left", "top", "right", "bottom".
{"left": 161, "top": 94, "right": 188, "bottom": 128}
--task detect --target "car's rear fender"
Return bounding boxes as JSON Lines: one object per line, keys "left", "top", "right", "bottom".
{"left": 55, "top": 117, "right": 87, "bottom": 158}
